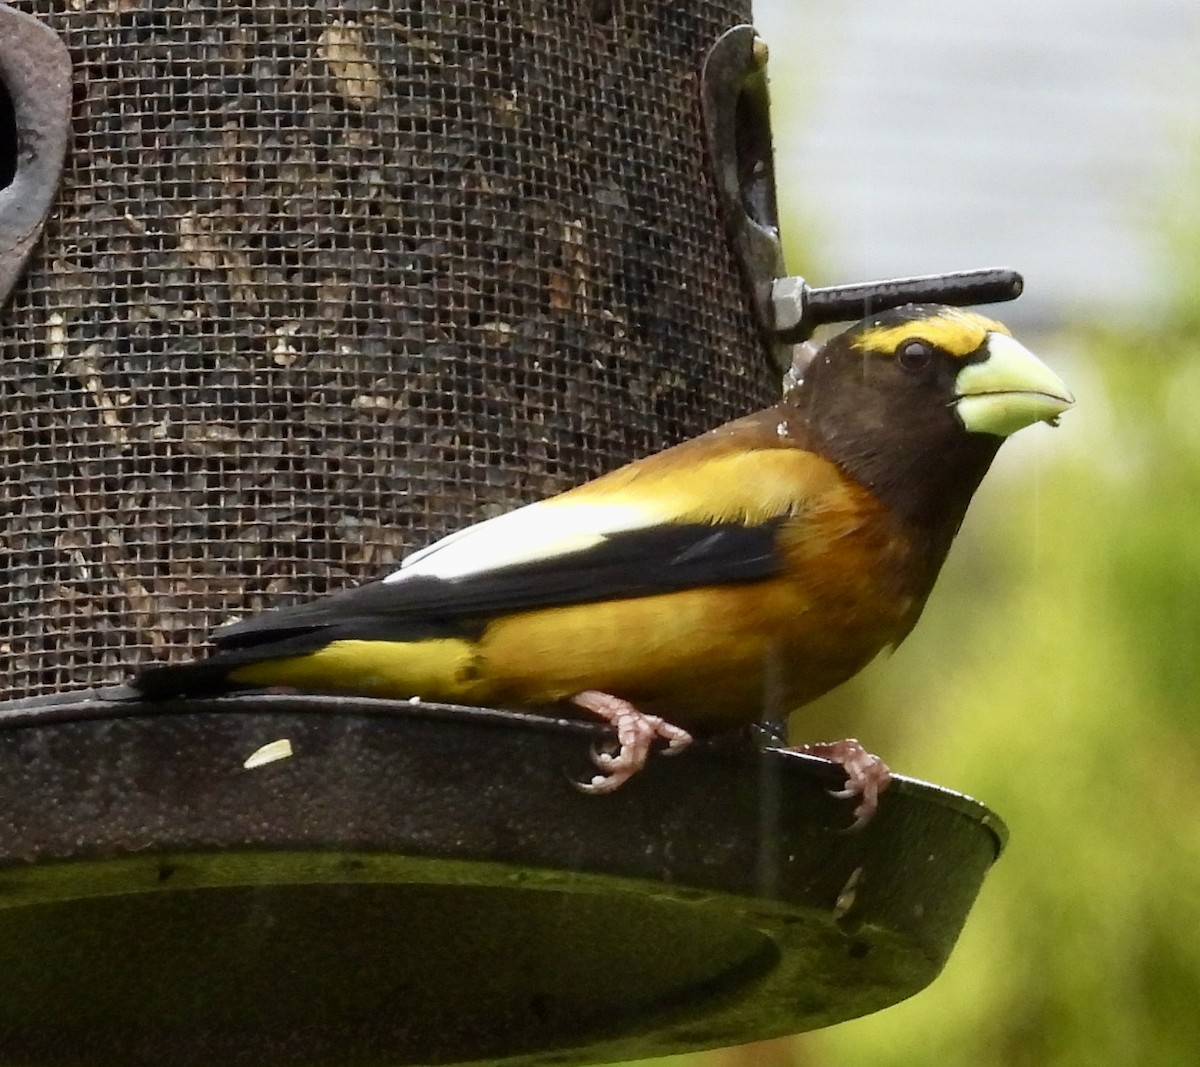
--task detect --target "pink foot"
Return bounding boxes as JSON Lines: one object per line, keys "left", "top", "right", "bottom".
{"left": 792, "top": 738, "right": 892, "bottom": 829}
{"left": 571, "top": 690, "right": 693, "bottom": 793}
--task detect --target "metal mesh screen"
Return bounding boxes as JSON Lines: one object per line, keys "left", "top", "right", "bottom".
{"left": 0, "top": 0, "right": 776, "bottom": 701}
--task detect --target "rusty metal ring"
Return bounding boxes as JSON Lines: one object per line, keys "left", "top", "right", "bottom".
{"left": 0, "top": 4, "right": 71, "bottom": 310}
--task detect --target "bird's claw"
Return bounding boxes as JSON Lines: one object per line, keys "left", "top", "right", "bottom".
{"left": 572, "top": 690, "right": 693, "bottom": 793}
{"left": 792, "top": 738, "right": 892, "bottom": 829}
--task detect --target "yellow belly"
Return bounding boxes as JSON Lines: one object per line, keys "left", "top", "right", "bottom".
{"left": 472, "top": 583, "right": 889, "bottom": 730}
{"left": 228, "top": 578, "right": 898, "bottom": 735}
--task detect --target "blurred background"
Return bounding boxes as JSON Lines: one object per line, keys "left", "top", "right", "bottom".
{"left": 625, "top": 2, "right": 1200, "bottom": 1066}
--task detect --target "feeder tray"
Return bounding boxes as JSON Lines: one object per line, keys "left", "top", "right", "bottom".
{"left": 0, "top": 691, "right": 1005, "bottom": 1067}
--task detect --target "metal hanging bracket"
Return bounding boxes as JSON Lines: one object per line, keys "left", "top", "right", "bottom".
{"left": 703, "top": 27, "right": 1025, "bottom": 370}
{"left": 702, "top": 25, "right": 787, "bottom": 362}
{"left": 0, "top": 4, "right": 71, "bottom": 310}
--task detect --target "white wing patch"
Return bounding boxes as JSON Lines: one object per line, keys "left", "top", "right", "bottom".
{"left": 386, "top": 496, "right": 665, "bottom": 584}
{"left": 386, "top": 446, "right": 819, "bottom": 586}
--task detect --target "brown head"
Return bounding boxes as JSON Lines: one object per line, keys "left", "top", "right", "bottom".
{"left": 791, "top": 304, "right": 1073, "bottom": 540}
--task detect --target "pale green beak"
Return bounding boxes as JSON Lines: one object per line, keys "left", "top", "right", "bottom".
{"left": 954, "top": 333, "right": 1075, "bottom": 437}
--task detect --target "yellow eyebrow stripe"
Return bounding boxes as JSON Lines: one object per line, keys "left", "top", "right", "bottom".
{"left": 852, "top": 308, "right": 1012, "bottom": 359}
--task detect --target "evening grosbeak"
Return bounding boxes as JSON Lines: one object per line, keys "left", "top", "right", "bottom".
{"left": 134, "top": 304, "right": 1073, "bottom": 821}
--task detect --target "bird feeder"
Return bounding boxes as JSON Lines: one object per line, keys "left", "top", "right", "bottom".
{"left": 0, "top": 3, "right": 1013, "bottom": 1064}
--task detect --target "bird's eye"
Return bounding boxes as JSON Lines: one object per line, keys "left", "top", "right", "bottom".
{"left": 896, "top": 339, "right": 934, "bottom": 373}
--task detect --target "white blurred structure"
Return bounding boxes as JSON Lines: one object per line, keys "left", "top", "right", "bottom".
{"left": 753, "top": 1, "right": 1200, "bottom": 328}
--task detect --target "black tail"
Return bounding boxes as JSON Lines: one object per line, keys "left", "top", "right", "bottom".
{"left": 131, "top": 629, "right": 341, "bottom": 699}
{"left": 132, "top": 655, "right": 252, "bottom": 700}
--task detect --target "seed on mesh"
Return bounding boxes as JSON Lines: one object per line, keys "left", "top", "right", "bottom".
{"left": 318, "top": 21, "right": 384, "bottom": 111}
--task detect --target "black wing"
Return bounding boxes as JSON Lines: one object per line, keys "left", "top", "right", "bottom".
{"left": 214, "top": 519, "right": 786, "bottom": 650}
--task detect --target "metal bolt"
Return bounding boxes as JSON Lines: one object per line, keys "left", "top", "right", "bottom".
{"left": 771, "top": 275, "right": 807, "bottom": 333}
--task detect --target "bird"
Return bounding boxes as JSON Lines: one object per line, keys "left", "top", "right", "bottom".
{"left": 133, "top": 303, "right": 1073, "bottom": 823}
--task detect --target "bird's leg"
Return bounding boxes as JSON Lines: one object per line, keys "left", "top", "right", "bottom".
{"left": 571, "top": 690, "right": 693, "bottom": 794}
{"left": 792, "top": 738, "right": 892, "bottom": 829}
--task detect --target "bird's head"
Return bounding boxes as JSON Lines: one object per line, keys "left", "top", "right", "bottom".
{"left": 793, "top": 303, "right": 1074, "bottom": 530}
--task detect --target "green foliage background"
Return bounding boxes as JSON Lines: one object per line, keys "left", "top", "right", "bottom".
{"left": 616, "top": 85, "right": 1200, "bottom": 1067}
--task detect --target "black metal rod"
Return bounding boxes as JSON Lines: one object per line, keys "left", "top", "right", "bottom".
{"left": 779, "top": 267, "right": 1023, "bottom": 342}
